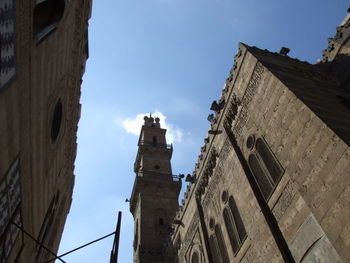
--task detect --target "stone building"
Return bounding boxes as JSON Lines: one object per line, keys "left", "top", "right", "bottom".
{"left": 0, "top": 0, "right": 91, "bottom": 262}
{"left": 130, "top": 11, "right": 350, "bottom": 263}
{"left": 130, "top": 116, "right": 182, "bottom": 263}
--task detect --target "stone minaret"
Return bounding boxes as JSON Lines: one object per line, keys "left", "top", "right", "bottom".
{"left": 129, "top": 116, "right": 181, "bottom": 263}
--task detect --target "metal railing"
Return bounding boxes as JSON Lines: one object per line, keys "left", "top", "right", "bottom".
{"left": 137, "top": 171, "right": 183, "bottom": 182}
{"left": 139, "top": 140, "right": 172, "bottom": 150}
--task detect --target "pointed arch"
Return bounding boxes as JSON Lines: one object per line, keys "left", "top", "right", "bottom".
{"left": 223, "top": 195, "right": 247, "bottom": 254}
{"left": 247, "top": 137, "right": 284, "bottom": 200}
{"left": 215, "top": 224, "right": 230, "bottom": 263}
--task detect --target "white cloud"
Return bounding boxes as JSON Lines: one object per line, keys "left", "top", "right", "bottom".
{"left": 120, "top": 110, "right": 183, "bottom": 144}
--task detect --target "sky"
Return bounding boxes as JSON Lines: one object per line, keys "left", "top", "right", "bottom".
{"left": 58, "top": 1, "right": 349, "bottom": 262}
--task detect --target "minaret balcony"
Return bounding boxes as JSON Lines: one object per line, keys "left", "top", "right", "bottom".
{"left": 138, "top": 140, "right": 173, "bottom": 150}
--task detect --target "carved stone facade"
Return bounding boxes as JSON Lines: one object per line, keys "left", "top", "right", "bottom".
{"left": 0, "top": 1, "right": 92, "bottom": 262}
{"left": 131, "top": 10, "right": 350, "bottom": 263}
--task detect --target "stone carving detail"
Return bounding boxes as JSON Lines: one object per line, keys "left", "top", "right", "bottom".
{"left": 225, "top": 47, "right": 243, "bottom": 88}
{"left": 215, "top": 138, "right": 232, "bottom": 184}
{"left": 202, "top": 175, "right": 220, "bottom": 211}
{"left": 223, "top": 95, "right": 241, "bottom": 129}
{"left": 232, "top": 62, "right": 264, "bottom": 137}
{"left": 321, "top": 19, "right": 350, "bottom": 62}
{"left": 272, "top": 180, "right": 297, "bottom": 221}
{"left": 195, "top": 147, "right": 219, "bottom": 200}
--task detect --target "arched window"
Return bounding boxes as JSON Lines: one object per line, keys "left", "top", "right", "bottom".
{"left": 255, "top": 138, "right": 283, "bottom": 183}
{"left": 209, "top": 224, "right": 230, "bottom": 263}
{"left": 215, "top": 225, "right": 230, "bottom": 263}
{"left": 228, "top": 197, "right": 246, "bottom": 241}
{"left": 248, "top": 154, "right": 273, "bottom": 199}
{"left": 247, "top": 137, "right": 284, "bottom": 200}
{"left": 152, "top": 136, "right": 157, "bottom": 146}
{"left": 33, "top": 0, "right": 65, "bottom": 41}
{"left": 209, "top": 235, "right": 221, "bottom": 263}
{"left": 51, "top": 99, "right": 63, "bottom": 142}
{"left": 223, "top": 196, "right": 247, "bottom": 254}
{"left": 191, "top": 251, "right": 199, "bottom": 263}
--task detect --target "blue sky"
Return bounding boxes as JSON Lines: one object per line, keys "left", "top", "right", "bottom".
{"left": 58, "top": 1, "right": 348, "bottom": 262}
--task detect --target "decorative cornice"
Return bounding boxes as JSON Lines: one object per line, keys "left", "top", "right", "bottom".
{"left": 321, "top": 14, "right": 350, "bottom": 63}
{"left": 232, "top": 62, "right": 264, "bottom": 138}
{"left": 195, "top": 147, "right": 218, "bottom": 201}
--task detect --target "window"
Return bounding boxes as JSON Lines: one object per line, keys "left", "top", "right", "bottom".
{"left": 223, "top": 196, "right": 247, "bottom": 254}
{"left": 155, "top": 208, "right": 168, "bottom": 236}
{"left": 33, "top": 0, "right": 65, "bottom": 42}
{"left": 0, "top": 0, "right": 16, "bottom": 91}
{"left": 255, "top": 139, "right": 283, "bottom": 183}
{"left": 208, "top": 221, "right": 229, "bottom": 263}
{"left": 155, "top": 208, "right": 166, "bottom": 225}
{"left": 191, "top": 251, "right": 199, "bottom": 263}
{"left": 247, "top": 137, "right": 284, "bottom": 200}
{"left": 215, "top": 225, "right": 230, "bottom": 262}
{"left": 248, "top": 154, "right": 273, "bottom": 199}
{"left": 209, "top": 235, "right": 221, "bottom": 263}
{"left": 0, "top": 157, "right": 23, "bottom": 260}
{"left": 51, "top": 99, "right": 63, "bottom": 142}
{"left": 152, "top": 136, "right": 157, "bottom": 146}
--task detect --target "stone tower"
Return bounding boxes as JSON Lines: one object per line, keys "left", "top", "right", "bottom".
{"left": 129, "top": 116, "right": 182, "bottom": 263}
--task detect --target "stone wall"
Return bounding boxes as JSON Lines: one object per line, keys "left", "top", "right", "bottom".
{"left": 0, "top": 1, "right": 92, "bottom": 262}
{"left": 169, "top": 39, "right": 350, "bottom": 263}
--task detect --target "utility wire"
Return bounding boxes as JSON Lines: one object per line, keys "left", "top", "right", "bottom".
{"left": 11, "top": 222, "right": 66, "bottom": 263}
{"left": 45, "top": 231, "right": 116, "bottom": 263}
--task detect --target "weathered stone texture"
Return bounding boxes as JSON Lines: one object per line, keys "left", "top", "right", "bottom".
{"left": 132, "top": 11, "right": 350, "bottom": 263}
{"left": 0, "top": 1, "right": 91, "bottom": 262}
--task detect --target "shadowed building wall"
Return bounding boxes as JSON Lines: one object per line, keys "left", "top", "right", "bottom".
{"left": 0, "top": 1, "right": 92, "bottom": 262}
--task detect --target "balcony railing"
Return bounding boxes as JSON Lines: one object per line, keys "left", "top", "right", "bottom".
{"left": 139, "top": 140, "right": 172, "bottom": 150}
{"left": 137, "top": 171, "right": 182, "bottom": 182}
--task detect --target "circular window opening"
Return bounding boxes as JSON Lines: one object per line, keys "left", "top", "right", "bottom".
{"left": 221, "top": 190, "right": 228, "bottom": 204}
{"left": 154, "top": 165, "right": 160, "bottom": 170}
{"left": 51, "top": 100, "right": 63, "bottom": 142}
{"left": 209, "top": 218, "right": 215, "bottom": 230}
{"left": 246, "top": 135, "right": 255, "bottom": 150}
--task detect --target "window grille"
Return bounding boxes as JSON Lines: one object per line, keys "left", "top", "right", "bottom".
{"left": 0, "top": 0, "right": 16, "bottom": 90}
{"left": 0, "top": 157, "right": 22, "bottom": 260}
